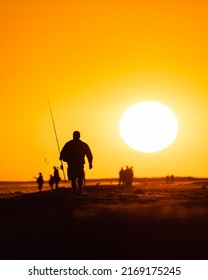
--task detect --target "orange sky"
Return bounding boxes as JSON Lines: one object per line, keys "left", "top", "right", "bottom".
{"left": 1, "top": 0, "right": 208, "bottom": 181}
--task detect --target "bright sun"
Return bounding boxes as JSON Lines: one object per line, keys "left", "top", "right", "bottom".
{"left": 119, "top": 101, "right": 178, "bottom": 153}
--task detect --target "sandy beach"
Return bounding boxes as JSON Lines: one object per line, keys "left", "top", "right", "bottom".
{"left": 0, "top": 179, "right": 208, "bottom": 260}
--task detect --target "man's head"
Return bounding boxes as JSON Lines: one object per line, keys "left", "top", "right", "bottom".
{"left": 73, "top": 131, "right": 80, "bottom": 140}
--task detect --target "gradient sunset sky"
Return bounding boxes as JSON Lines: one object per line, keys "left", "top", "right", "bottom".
{"left": 1, "top": 0, "right": 208, "bottom": 181}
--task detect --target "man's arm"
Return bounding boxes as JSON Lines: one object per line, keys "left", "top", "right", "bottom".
{"left": 86, "top": 144, "right": 93, "bottom": 169}
{"left": 59, "top": 143, "right": 69, "bottom": 162}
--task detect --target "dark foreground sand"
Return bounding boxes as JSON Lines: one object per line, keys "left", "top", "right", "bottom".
{"left": 0, "top": 180, "right": 208, "bottom": 260}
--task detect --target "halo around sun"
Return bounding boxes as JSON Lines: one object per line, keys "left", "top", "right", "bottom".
{"left": 119, "top": 101, "right": 178, "bottom": 153}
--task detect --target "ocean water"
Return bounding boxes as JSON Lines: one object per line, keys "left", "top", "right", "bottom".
{"left": 0, "top": 179, "right": 120, "bottom": 198}
{"left": 0, "top": 181, "right": 46, "bottom": 198}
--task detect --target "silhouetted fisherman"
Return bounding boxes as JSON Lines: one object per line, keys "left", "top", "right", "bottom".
{"left": 53, "top": 166, "right": 61, "bottom": 189}
{"left": 36, "top": 172, "right": 44, "bottom": 192}
{"left": 49, "top": 175, "right": 54, "bottom": 191}
{"left": 59, "top": 131, "right": 93, "bottom": 194}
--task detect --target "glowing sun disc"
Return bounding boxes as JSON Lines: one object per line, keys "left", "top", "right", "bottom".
{"left": 119, "top": 101, "right": 178, "bottom": 153}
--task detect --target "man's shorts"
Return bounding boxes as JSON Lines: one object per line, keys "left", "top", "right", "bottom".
{"left": 67, "top": 165, "right": 84, "bottom": 180}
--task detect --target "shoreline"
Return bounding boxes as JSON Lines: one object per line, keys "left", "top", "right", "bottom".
{"left": 1, "top": 176, "right": 208, "bottom": 183}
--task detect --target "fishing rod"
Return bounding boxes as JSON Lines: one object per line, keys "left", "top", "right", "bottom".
{"left": 27, "top": 160, "right": 50, "bottom": 178}
{"left": 47, "top": 95, "right": 67, "bottom": 182}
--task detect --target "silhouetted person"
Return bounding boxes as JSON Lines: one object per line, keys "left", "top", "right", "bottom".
{"left": 59, "top": 131, "right": 93, "bottom": 194}
{"left": 129, "top": 166, "right": 134, "bottom": 186}
{"left": 49, "top": 175, "right": 54, "bottom": 191}
{"left": 124, "top": 166, "right": 134, "bottom": 187}
{"left": 170, "top": 174, "right": 175, "bottom": 183}
{"left": 53, "top": 166, "right": 61, "bottom": 189}
{"left": 166, "top": 175, "right": 170, "bottom": 184}
{"left": 119, "top": 167, "right": 125, "bottom": 186}
{"left": 36, "top": 172, "right": 44, "bottom": 192}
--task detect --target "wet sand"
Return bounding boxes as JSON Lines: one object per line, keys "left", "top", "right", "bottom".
{"left": 0, "top": 180, "right": 208, "bottom": 260}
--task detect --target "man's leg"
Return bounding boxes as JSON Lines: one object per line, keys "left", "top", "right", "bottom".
{"left": 71, "top": 179, "right": 77, "bottom": 193}
{"left": 67, "top": 165, "right": 76, "bottom": 193}
{"left": 77, "top": 165, "right": 85, "bottom": 194}
{"left": 77, "top": 178, "right": 84, "bottom": 194}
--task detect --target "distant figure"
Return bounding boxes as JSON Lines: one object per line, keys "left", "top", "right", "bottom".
{"left": 124, "top": 166, "right": 134, "bottom": 187}
{"left": 36, "top": 172, "right": 44, "bottom": 192}
{"left": 170, "top": 174, "right": 175, "bottom": 183}
{"left": 166, "top": 174, "right": 174, "bottom": 184}
{"left": 48, "top": 175, "right": 54, "bottom": 191}
{"left": 120, "top": 166, "right": 134, "bottom": 187}
{"left": 59, "top": 131, "right": 93, "bottom": 194}
{"left": 129, "top": 166, "right": 134, "bottom": 186}
{"left": 53, "top": 166, "right": 61, "bottom": 189}
{"left": 119, "top": 167, "right": 125, "bottom": 186}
